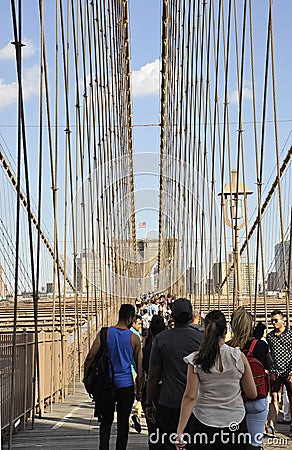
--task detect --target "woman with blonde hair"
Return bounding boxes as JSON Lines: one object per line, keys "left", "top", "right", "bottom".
{"left": 175, "top": 310, "right": 256, "bottom": 449}
{"left": 229, "top": 306, "right": 272, "bottom": 450}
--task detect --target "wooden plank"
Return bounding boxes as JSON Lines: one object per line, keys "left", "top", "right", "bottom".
{"left": 1, "top": 383, "right": 148, "bottom": 449}
{"left": 1, "top": 384, "right": 292, "bottom": 449}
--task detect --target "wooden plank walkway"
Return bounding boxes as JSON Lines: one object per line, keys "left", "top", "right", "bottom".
{"left": 2, "top": 382, "right": 292, "bottom": 449}
{"left": 1, "top": 383, "right": 148, "bottom": 449}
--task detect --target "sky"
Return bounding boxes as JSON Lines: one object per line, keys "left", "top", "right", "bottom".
{"left": 0, "top": 0, "right": 291, "bottom": 283}
{"left": 129, "top": 0, "right": 292, "bottom": 243}
{"left": 128, "top": 0, "right": 162, "bottom": 240}
{"left": 0, "top": 2, "right": 291, "bottom": 184}
{"left": 0, "top": 0, "right": 162, "bottom": 239}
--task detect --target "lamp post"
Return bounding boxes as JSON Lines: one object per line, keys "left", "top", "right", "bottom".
{"left": 219, "top": 170, "right": 253, "bottom": 306}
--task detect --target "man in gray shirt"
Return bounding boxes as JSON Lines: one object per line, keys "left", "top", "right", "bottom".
{"left": 145, "top": 298, "right": 203, "bottom": 449}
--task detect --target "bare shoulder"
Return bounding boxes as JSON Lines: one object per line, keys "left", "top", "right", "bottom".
{"left": 241, "top": 352, "right": 248, "bottom": 362}
{"left": 131, "top": 332, "right": 141, "bottom": 347}
{"left": 240, "top": 352, "right": 250, "bottom": 370}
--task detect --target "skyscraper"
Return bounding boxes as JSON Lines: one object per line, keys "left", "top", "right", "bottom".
{"left": 274, "top": 241, "right": 291, "bottom": 290}
{"left": 212, "top": 254, "right": 256, "bottom": 296}
{"left": 76, "top": 251, "right": 102, "bottom": 294}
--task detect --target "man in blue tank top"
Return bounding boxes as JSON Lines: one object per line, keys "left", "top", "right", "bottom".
{"left": 84, "top": 304, "right": 143, "bottom": 450}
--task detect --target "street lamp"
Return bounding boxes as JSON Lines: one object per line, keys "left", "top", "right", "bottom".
{"left": 219, "top": 170, "right": 253, "bottom": 306}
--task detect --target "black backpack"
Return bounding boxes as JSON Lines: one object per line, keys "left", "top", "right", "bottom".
{"left": 84, "top": 327, "right": 115, "bottom": 401}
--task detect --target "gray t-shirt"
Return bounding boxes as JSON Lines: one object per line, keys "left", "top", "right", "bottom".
{"left": 149, "top": 326, "right": 203, "bottom": 408}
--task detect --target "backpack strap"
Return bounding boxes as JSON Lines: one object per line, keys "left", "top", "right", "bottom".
{"left": 100, "top": 326, "right": 115, "bottom": 382}
{"left": 246, "top": 338, "right": 258, "bottom": 357}
{"left": 93, "top": 327, "right": 107, "bottom": 361}
{"left": 100, "top": 326, "right": 108, "bottom": 348}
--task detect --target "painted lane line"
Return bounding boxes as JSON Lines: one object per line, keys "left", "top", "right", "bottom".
{"left": 52, "top": 406, "right": 81, "bottom": 429}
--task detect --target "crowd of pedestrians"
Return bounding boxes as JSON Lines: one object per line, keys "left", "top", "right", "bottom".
{"left": 84, "top": 297, "right": 292, "bottom": 450}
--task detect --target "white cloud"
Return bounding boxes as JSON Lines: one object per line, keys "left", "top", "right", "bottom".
{"left": 0, "top": 65, "right": 39, "bottom": 109}
{"left": 0, "top": 42, "right": 15, "bottom": 60}
{"left": 230, "top": 81, "right": 253, "bottom": 104}
{"left": 0, "top": 78, "right": 17, "bottom": 108}
{"left": 131, "top": 59, "right": 161, "bottom": 97}
{"left": 23, "top": 65, "right": 39, "bottom": 98}
{"left": 0, "top": 38, "right": 36, "bottom": 60}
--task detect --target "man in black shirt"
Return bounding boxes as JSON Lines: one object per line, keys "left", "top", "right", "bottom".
{"left": 266, "top": 309, "right": 292, "bottom": 437}
{"left": 146, "top": 298, "right": 203, "bottom": 449}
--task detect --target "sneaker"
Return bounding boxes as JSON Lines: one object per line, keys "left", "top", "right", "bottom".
{"left": 277, "top": 418, "right": 291, "bottom": 424}
{"left": 131, "top": 414, "right": 141, "bottom": 433}
{"left": 264, "top": 424, "right": 276, "bottom": 437}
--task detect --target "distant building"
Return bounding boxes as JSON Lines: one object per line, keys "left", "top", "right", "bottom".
{"left": 274, "top": 241, "right": 290, "bottom": 290}
{"left": 241, "top": 261, "right": 256, "bottom": 296}
{"left": 267, "top": 272, "right": 279, "bottom": 292}
{"left": 205, "top": 278, "right": 214, "bottom": 295}
{"left": 136, "top": 239, "right": 159, "bottom": 294}
{"left": 186, "top": 267, "right": 195, "bottom": 294}
{"left": 46, "top": 282, "right": 53, "bottom": 294}
{"left": 213, "top": 254, "right": 256, "bottom": 296}
{"left": 0, "top": 264, "right": 7, "bottom": 298}
{"left": 76, "top": 251, "right": 102, "bottom": 294}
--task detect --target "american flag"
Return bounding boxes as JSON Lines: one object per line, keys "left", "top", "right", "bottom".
{"left": 138, "top": 222, "right": 146, "bottom": 228}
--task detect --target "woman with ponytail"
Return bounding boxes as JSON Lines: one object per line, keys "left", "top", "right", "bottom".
{"left": 229, "top": 306, "right": 272, "bottom": 449}
{"left": 175, "top": 310, "right": 256, "bottom": 449}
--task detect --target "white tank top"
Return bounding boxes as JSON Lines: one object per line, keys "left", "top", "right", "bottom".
{"left": 184, "top": 344, "right": 245, "bottom": 427}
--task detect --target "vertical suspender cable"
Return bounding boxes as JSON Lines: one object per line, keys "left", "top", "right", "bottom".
{"left": 157, "top": 0, "right": 168, "bottom": 290}
{"left": 10, "top": 0, "right": 37, "bottom": 444}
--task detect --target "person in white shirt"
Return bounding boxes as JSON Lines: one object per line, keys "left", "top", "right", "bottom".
{"left": 175, "top": 310, "right": 257, "bottom": 449}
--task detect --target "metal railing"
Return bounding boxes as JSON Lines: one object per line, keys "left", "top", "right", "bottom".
{"left": 0, "top": 312, "right": 117, "bottom": 439}
{"left": 0, "top": 332, "right": 34, "bottom": 432}
{"left": 0, "top": 330, "right": 80, "bottom": 433}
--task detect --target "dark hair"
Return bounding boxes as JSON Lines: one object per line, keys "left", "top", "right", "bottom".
{"left": 133, "top": 314, "right": 142, "bottom": 323}
{"left": 271, "top": 309, "right": 284, "bottom": 318}
{"left": 253, "top": 322, "right": 266, "bottom": 339}
{"left": 194, "top": 310, "right": 226, "bottom": 373}
{"left": 149, "top": 315, "right": 165, "bottom": 336}
{"left": 145, "top": 315, "right": 166, "bottom": 346}
{"left": 119, "top": 304, "right": 135, "bottom": 321}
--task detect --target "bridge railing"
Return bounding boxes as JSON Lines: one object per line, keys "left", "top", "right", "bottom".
{"left": 0, "top": 332, "right": 34, "bottom": 432}
{"left": 0, "top": 305, "right": 117, "bottom": 438}
{"left": 0, "top": 324, "right": 99, "bottom": 435}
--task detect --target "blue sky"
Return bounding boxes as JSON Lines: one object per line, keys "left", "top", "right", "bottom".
{"left": 129, "top": 0, "right": 292, "bottom": 243}
{"left": 0, "top": 2, "right": 291, "bottom": 173}
{"left": 0, "top": 0, "right": 291, "bottom": 263}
